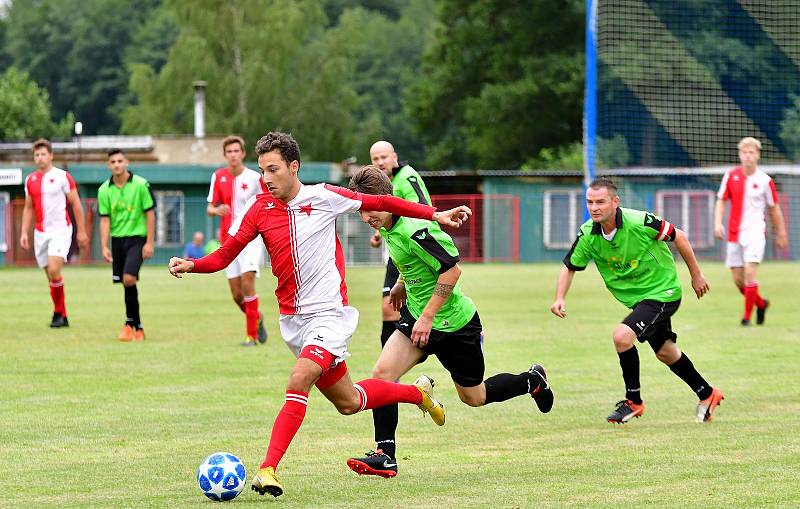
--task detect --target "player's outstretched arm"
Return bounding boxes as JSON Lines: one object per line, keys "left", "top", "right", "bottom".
{"left": 168, "top": 257, "right": 195, "bottom": 278}
{"left": 550, "top": 265, "right": 575, "bottom": 318}
{"left": 432, "top": 206, "right": 472, "bottom": 228}
{"left": 674, "top": 228, "right": 709, "bottom": 299}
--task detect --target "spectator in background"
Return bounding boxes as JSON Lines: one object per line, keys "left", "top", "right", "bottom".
{"left": 714, "top": 137, "right": 788, "bottom": 326}
{"left": 19, "top": 138, "right": 89, "bottom": 328}
{"left": 184, "top": 231, "right": 205, "bottom": 259}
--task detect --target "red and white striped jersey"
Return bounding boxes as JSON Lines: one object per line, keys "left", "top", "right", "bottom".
{"left": 717, "top": 166, "right": 778, "bottom": 243}
{"left": 194, "top": 183, "right": 437, "bottom": 315}
{"left": 24, "top": 167, "right": 76, "bottom": 232}
{"left": 207, "top": 166, "right": 267, "bottom": 243}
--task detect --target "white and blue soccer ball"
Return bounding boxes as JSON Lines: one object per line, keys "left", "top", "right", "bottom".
{"left": 196, "top": 452, "right": 247, "bottom": 502}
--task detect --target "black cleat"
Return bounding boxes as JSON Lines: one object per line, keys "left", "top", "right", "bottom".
{"left": 528, "top": 364, "right": 554, "bottom": 413}
{"left": 50, "top": 313, "right": 69, "bottom": 328}
{"left": 756, "top": 299, "right": 769, "bottom": 325}
{"left": 607, "top": 399, "right": 644, "bottom": 423}
{"left": 257, "top": 312, "right": 268, "bottom": 343}
{"left": 347, "top": 449, "right": 398, "bottom": 478}
{"left": 741, "top": 319, "right": 751, "bottom": 327}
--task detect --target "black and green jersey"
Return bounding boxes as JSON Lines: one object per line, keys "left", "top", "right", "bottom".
{"left": 391, "top": 164, "right": 431, "bottom": 205}
{"left": 564, "top": 207, "right": 681, "bottom": 308}
{"left": 97, "top": 172, "right": 154, "bottom": 237}
{"left": 382, "top": 216, "right": 476, "bottom": 331}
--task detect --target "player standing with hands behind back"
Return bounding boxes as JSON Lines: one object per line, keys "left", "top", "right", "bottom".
{"left": 714, "top": 137, "right": 788, "bottom": 326}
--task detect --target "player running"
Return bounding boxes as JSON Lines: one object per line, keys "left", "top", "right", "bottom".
{"left": 169, "top": 132, "right": 472, "bottom": 497}
{"left": 346, "top": 166, "right": 553, "bottom": 478}
{"left": 551, "top": 177, "right": 724, "bottom": 424}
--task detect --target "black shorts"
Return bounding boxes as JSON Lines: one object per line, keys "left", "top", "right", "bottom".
{"left": 382, "top": 258, "right": 400, "bottom": 297}
{"left": 111, "top": 236, "right": 146, "bottom": 283}
{"left": 622, "top": 299, "right": 681, "bottom": 353}
{"left": 396, "top": 305, "right": 485, "bottom": 387}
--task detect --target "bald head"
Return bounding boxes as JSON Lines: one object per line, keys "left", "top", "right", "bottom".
{"left": 369, "top": 140, "right": 399, "bottom": 175}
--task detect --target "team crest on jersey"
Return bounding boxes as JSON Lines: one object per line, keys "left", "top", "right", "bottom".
{"left": 299, "top": 203, "right": 314, "bottom": 216}
{"left": 220, "top": 176, "right": 227, "bottom": 182}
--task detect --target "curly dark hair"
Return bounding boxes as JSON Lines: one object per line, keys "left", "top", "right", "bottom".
{"left": 254, "top": 132, "right": 300, "bottom": 164}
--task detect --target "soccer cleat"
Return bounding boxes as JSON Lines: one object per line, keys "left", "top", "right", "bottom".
{"left": 413, "top": 375, "right": 445, "bottom": 426}
{"left": 133, "top": 328, "right": 145, "bottom": 342}
{"left": 118, "top": 324, "right": 134, "bottom": 342}
{"left": 756, "top": 299, "right": 769, "bottom": 325}
{"left": 607, "top": 399, "right": 644, "bottom": 423}
{"left": 528, "top": 364, "right": 554, "bottom": 413}
{"left": 346, "top": 449, "right": 398, "bottom": 478}
{"left": 696, "top": 387, "right": 725, "bottom": 423}
{"left": 240, "top": 336, "right": 258, "bottom": 347}
{"left": 50, "top": 313, "right": 69, "bottom": 328}
{"left": 257, "top": 312, "right": 268, "bottom": 344}
{"left": 251, "top": 466, "right": 283, "bottom": 497}
{"left": 740, "top": 318, "right": 751, "bottom": 326}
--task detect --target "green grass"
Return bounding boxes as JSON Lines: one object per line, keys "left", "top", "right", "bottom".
{"left": 2, "top": 262, "right": 799, "bottom": 508}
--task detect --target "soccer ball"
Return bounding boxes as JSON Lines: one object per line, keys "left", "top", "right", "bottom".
{"left": 196, "top": 452, "right": 247, "bottom": 502}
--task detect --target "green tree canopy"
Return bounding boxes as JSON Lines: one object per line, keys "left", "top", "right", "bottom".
{"left": 409, "top": 0, "right": 584, "bottom": 170}
{"left": 0, "top": 67, "right": 74, "bottom": 140}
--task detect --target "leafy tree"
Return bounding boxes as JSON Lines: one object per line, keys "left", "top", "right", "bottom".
{"left": 408, "top": 0, "right": 584, "bottom": 170}
{"left": 122, "top": 0, "right": 360, "bottom": 161}
{"left": 0, "top": 67, "right": 74, "bottom": 140}
{"left": 4, "top": 0, "right": 166, "bottom": 134}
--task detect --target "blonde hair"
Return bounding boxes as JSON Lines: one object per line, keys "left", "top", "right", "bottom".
{"left": 737, "top": 137, "right": 761, "bottom": 151}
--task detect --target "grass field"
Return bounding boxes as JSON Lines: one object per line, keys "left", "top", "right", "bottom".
{"left": 2, "top": 262, "right": 799, "bottom": 508}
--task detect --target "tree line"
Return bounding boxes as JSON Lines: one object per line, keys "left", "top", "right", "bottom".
{"left": 0, "top": 0, "right": 585, "bottom": 170}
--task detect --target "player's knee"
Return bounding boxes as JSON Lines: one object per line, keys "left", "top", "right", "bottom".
{"left": 286, "top": 370, "right": 316, "bottom": 393}
{"left": 371, "top": 364, "right": 395, "bottom": 380}
{"left": 231, "top": 292, "right": 244, "bottom": 305}
{"left": 457, "top": 391, "right": 484, "bottom": 407}
{"left": 122, "top": 275, "right": 137, "bottom": 286}
{"left": 335, "top": 399, "right": 361, "bottom": 415}
{"left": 612, "top": 330, "right": 634, "bottom": 349}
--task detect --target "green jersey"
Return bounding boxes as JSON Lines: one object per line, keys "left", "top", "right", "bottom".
{"left": 97, "top": 173, "right": 154, "bottom": 237}
{"left": 391, "top": 164, "right": 431, "bottom": 205}
{"left": 564, "top": 207, "right": 681, "bottom": 308}
{"left": 382, "top": 216, "right": 476, "bottom": 331}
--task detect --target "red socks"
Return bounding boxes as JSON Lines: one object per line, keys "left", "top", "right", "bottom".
{"left": 243, "top": 295, "right": 259, "bottom": 338}
{"left": 49, "top": 278, "right": 66, "bottom": 316}
{"left": 743, "top": 282, "right": 765, "bottom": 321}
{"left": 352, "top": 378, "right": 422, "bottom": 412}
{"left": 261, "top": 391, "right": 308, "bottom": 469}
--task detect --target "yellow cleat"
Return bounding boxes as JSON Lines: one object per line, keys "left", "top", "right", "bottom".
{"left": 251, "top": 466, "right": 283, "bottom": 498}
{"left": 414, "top": 375, "right": 445, "bottom": 426}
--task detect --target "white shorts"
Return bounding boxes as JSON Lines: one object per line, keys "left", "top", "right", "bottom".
{"left": 33, "top": 226, "right": 72, "bottom": 268}
{"left": 279, "top": 306, "right": 359, "bottom": 365}
{"left": 725, "top": 237, "right": 766, "bottom": 267}
{"left": 225, "top": 238, "right": 263, "bottom": 279}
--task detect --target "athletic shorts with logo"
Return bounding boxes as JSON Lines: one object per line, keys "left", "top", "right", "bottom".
{"left": 622, "top": 299, "right": 681, "bottom": 353}
{"left": 111, "top": 236, "right": 146, "bottom": 282}
{"left": 224, "top": 237, "right": 264, "bottom": 279}
{"left": 396, "top": 305, "right": 485, "bottom": 387}
{"left": 34, "top": 226, "right": 72, "bottom": 268}
{"left": 279, "top": 306, "right": 359, "bottom": 367}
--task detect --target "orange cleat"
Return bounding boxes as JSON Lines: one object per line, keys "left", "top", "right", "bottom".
{"left": 696, "top": 387, "right": 725, "bottom": 422}
{"left": 134, "top": 328, "right": 145, "bottom": 342}
{"left": 118, "top": 324, "right": 134, "bottom": 342}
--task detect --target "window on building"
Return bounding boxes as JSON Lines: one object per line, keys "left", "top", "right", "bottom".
{"left": 0, "top": 192, "right": 9, "bottom": 252}
{"left": 154, "top": 191, "right": 184, "bottom": 246}
{"left": 655, "top": 190, "right": 715, "bottom": 248}
{"left": 544, "top": 189, "right": 585, "bottom": 249}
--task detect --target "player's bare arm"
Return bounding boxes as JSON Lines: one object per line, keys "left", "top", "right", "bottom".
{"left": 168, "top": 257, "right": 195, "bottom": 278}
{"left": 389, "top": 278, "right": 406, "bottom": 311}
{"left": 673, "top": 228, "right": 709, "bottom": 299}
{"left": 550, "top": 265, "right": 575, "bottom": 318}
{"left": 207, "top": 203, "right": 231, "bottom": 217}
{"left": 99, "top": 216, "right": 112, "bottom": 262}
{"left": 67, "top": 189, "right": 89, "bottom": 249}
{"left": 411, "top": 264, "right": 461, "bottom": 347}
{"left": 19, "top": 194, "right": 34, "bottom": 250}
{"left": 768, "top": 204, "right": 788, "bottom": 249}
{"left": 432, "top": 206, "right": 472, "bottom": 228}
{"left": 713, "top": 198, "right": 726, "bottom": 239}
{"left": 143, "top": 209, "right": 155, "bottom": 259}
